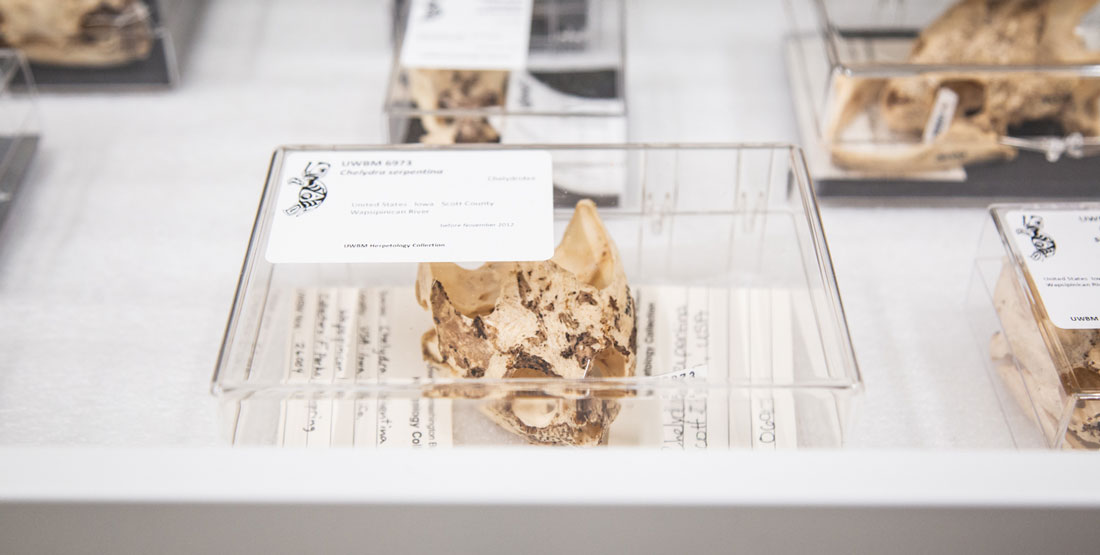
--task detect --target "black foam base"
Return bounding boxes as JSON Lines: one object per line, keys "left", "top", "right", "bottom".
{"left": 816, "top": 151, "right": 1100, "bottom": 197}
{"left": 19, "top": 0, "right": 193, "bottom": 88}
{"left": 0, "top": 134, "right": 40, "bottom": 229}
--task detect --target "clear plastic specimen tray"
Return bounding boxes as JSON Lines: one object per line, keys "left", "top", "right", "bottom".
{"left": 969, "top": 203, "right": 1100, "bottom": 449}
{"left": 384, "top": 0, "right": 626, "bottom": 151}
{"left": 786, "top": 0, "right": 1100, "bottom": 195}
{"left": 2, "top": 0, "right": 197, "bottom": 88}
{"left": 214, "top": 144, "right": 861, "bottom": 448}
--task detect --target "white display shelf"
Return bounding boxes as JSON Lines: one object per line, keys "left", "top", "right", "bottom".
{"left": 2, "top": 449, "right": 1099, "bottom": 553}
{"left": 0, "top": 0, "right": 1010, "bottom": 450}
{"left": 0, "top": 0, "right": 1096, "bottom": 550}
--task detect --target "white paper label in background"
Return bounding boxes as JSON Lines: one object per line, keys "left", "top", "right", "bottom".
{"left": 400, "top": 0, "right": 533, "bottom": 69}
{"left": 286, "top": 290, "right": 316, "bottom": 384}
{"left": 922, "top": 87, "right": 959, "bottom": 143}
{"left": 494, "top": 72, "right": 628, "bottom": 199}
{"left": 608, "top": 286, "right": 799, "bottom": 450}
{"left": 266, "top": 150, "right": 553, "bottom": 264}
{"left": 1005, "top": 210, "right": 1100, "bottom": 330}
{"left": 279, "top": 287, "right": 454, "bottom": 448}
{"left": 276, "top": 286, "right": 806, "bottom": 449}
{"left": 652, "top": 366, "right": 707, "bottom": 380}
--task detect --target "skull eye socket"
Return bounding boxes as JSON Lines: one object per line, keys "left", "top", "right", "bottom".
{"left": 587, "top": 347, "right": 628, "bottom": 379}
{"left": 941, "top": 79, "right": 986, "bottom": 117}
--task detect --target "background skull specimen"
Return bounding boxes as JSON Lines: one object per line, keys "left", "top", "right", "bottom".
{"left": 991, "top": 264, "right": 1100, "bottom": 449}
{"left": 416, "top": 200, "right": 637, "bottom": 446}
{"left": 829, "top": 0, "right": 1100, "bottom": 173}
{"left": 0, "top": 0, "right": 154, "bottom": 66}
{"left": 408, "top": 69, "right": 508, "bottom": 144}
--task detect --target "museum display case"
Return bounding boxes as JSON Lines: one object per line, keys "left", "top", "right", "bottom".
{"left": 787, "top": 0, "right": 1100, "bottom": 194}
{"left": 970, "top": 202, "right": 1100, "bottom": 449}
{"left": 214, "top": 144, "right": 862, "bottom": 448}
{"left": 385, "top": 0, "right": 627, "bottom": 149}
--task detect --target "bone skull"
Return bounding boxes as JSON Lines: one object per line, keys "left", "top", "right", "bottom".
{"left": 991, "top": 262, "right": 1100, "bottom": 449}
{"left": 829, "top": 0, "right": 1100, "bottom": 173}
{"left": 416, "top": 200, "right": 637, "bottom": 446}
{"left": 407, "top": 69, "right": 508, "bottom": 144}
{"left": 0, "top": 0, "right": 154, "bottom": 66}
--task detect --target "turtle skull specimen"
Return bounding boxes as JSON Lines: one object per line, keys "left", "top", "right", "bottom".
{"left": 407, "top": 69, "right": 508, "bottom": 144}
{"left": 416, "top": 199, "right": 637, "bottom": 446}
{"left": 0, "top": 0, "right": 154, "bottom": 66}
{"left": 991, "top": 263, "right": 1100, "bottom": 449}
{"left": 829, "top": 0, "right": 1100, "bottom": 173}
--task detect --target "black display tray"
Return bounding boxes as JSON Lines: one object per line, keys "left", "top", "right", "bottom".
{"left": 816, "top": 151, "right": 1100, "bottom": 197}
{"left": 28, "top": 36, "right": 174, "bottom": 88}
{"left": 396, "top": 68, "right": 621, "bottom": 144}
{"left": 19, "top": 0, "right": 207, "bottom": 88}
{"left": 0, "top": 135, "right": 39, "bottom": 228}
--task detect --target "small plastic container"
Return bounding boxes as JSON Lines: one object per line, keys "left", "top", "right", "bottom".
{"left": 0, "top": 50, "right": 39, "bottom": 228}
{"left": 969, "top": 203, "right": 1100, "bottom": 450}
{"left": 384, "top": 0, "right": 627, "bottom": 149}
{"left": 214, "top": 144, "right": 862, "bottom": 449}
{"left": 786, "top": 0, "right": 1100, "bottom": 195}
{"left": 0, "top": 0, "right": 201, "bottom": 88}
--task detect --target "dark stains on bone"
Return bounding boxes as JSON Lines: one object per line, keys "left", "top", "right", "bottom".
{"left": 558, "top": 311, "right": 579, "bottom": 329}
{"left": 472, "top": 316, "right": 488, "bottom": 339}
{"left": 576, "top": 291, "right": 597, "bottom": 305}
{"left": 507, "top": 348, "right": 556, "bottom": 377}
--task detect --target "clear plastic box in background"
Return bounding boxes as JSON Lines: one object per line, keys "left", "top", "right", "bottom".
{"left": 214, "top": 144, "right": 862, "bottom": 449}
{"left": 385, "top": 0, "right": 627, "bottom": 149}
{"left": 0, "top": 0, "right": 206, "bottom": 88}
{"left": 969, "top": 203, "right": 1100, "bottom": 450}
{"left": 0, "top": 50, "right": 38, "bottom": 229}
{"left": 786, "top": 0, "right": 1100, "bottom": 195}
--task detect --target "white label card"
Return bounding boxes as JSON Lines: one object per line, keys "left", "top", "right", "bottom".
{"left": 652, "top": 366, "right": 707, "bottom": 380}
{"left": 607, "top": 286, "right": 800, "bottom": 450}
{"left": 1005, "top": 210, "right": 1100, "bottom": 330}
{"left": 400, "top": 0, "right": 533, "bottom": 70}
{"left": 922, "top": 87, "right": 958, "bottom": 143}
{"left": 266, "top": 150, "right": 553, "bottom": 264}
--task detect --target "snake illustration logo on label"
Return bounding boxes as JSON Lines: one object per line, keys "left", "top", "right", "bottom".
{"left": 1017, "top": 214, "right": 1057, "bottom": 261}
{"left": 284, "top": 162, "right": 330, "bottom": 216}
{"left": 423, "top": 0, "right": 441, "bottom": 20}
